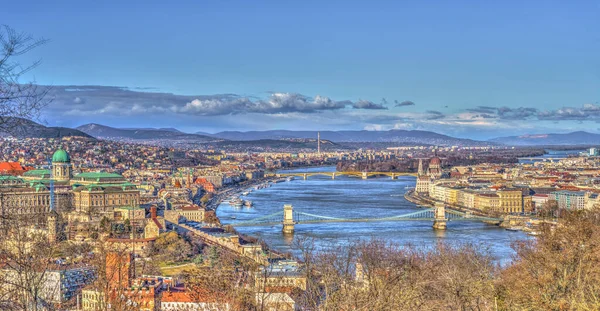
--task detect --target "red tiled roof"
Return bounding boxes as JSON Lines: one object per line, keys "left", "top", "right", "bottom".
{"left": 0, "top": 162, "right": 31, "bottom": 175}
{"left": 161, "top": 290, "right": 194, "bottom": 303}
{"left": 161, "top": 288, "right": 227, "bottom": 303}
{"left": 180, "top": 205, "right": 200, "bottom": 211}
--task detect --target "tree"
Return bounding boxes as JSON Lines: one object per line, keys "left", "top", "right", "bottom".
{"left": 498, "top": 209, "right": 600, "bottom": 310}
{"left": 183, "top": 249, "right": 255, "bottom": 310}
{"left": 0, "top": 216, "right": 60, "bottom": 311}
{"left": 150, "top": 231, "right": 195, "bottom": 264}
{"left": 123, "top": 219, "right": 131, "bottom": 234}
{"left": 99, "top": 216, "right": 111, "bottom": 233}
{"left": 540, "top": 199, "right": 559, "bottom": 219}
{"left": 293, "top": 238, "right": 498, "bottom": 311}
{"left": 0, "top": 25, "right": 49, "bottom": 133}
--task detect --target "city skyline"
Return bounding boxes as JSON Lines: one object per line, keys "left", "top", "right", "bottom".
{"left": 2, "top": 1, "right": 599, "bottom": 139}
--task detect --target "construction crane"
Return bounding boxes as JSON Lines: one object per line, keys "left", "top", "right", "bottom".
{"left": 47, "top": 157, "right": 55, "bottom": 212}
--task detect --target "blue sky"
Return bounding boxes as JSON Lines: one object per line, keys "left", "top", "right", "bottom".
{"left": 2, "top": 0, "right": 599, "bottom": 139}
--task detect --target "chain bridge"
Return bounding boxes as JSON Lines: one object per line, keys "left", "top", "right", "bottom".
{"left": 230, "top": 203, "right": 503, "bottom": 233}
{"left": 276, "top": 171, "right": 417, "bottom": 180}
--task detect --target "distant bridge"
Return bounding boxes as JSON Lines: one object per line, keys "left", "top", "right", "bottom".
{"left": 519, "top": 157, "right": 562, "bottom": 162}
{"left": 276, "top": 171, "right": 417, "bottom": 180}
{"left": 230, "top": 204, "right": 502, "bottom": 233}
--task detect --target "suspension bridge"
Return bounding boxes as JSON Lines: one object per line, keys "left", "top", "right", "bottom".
{"left": 229, "top": 203, "right": 503, "bottom": 233}
{"left": 276, "top": 171, "right": 417, "bottom": 180}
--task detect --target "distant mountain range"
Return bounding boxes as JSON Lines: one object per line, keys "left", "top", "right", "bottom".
{"left": 76, "top": 124, "right": 216, "bottom": 142}
{"left": 12, "top": 120, "right": 598, "bottom": 147}
{"left": 489, "top": 131, "right": 600, "bottom": 146}
{"left": 201, "top": 130, "right": 487, "bottom": 146}
{"left": 0, "top": 118, "right": 94, "bottom": 139}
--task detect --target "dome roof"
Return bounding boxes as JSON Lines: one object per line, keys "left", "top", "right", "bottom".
{"left": 52, "top": 148, "right": 70, "bottom": 163}
{"left": 430, "top": 157, "right": 441, "bottom": 165}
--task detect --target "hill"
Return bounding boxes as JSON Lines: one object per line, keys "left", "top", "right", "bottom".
{"left": 489, "top": 131, "right": 600, "bottom": 146}
{"left": 76, "top": 124, "right": 217, "bottom": 142}
{"left": 0, "top": 118, "right": 94, "bottom": 139}
{"left": 204, "top": 129, "right": 488, "bottom": 146}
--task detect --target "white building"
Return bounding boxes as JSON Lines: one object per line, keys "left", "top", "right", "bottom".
{"left": 415, "top": 176, "right": 431, "bottom": 195}
{"left": 551, "top": 190, "right": 586, "bottom": 210}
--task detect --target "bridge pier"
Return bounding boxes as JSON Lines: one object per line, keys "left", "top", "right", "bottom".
{"left": 332, "top": 172, "right": 336, "bottom": 180}
{"left": 302, "top": 173, "right": 307, "bottom": 180}
{"left": 391, "top": 173, "right": 396, "bottom": 179}
{"left": 362, "top": 172, "right": 368, "bottom": 180}
{"left": 432, "top": 202, "right": 447, "bottom": 230}
{"left": 282, "top": 204, "right": 295, "bottom": 234}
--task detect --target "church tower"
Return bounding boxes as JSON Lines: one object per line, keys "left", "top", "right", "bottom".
{"left": 47, "top": 210, "right": 59, "bottom": 243}
{"left": 418, "top": 159, "right": 425, "bottom": 176}
{"left": 52, "top": 148, "right": 72, "bottom": 181}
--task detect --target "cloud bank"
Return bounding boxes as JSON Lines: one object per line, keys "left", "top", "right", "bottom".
{"left": 39, "top": 84, "right": 598, "bottom": 139}
{"left": 47, "top": 86, "right": 390, "bottom": 116}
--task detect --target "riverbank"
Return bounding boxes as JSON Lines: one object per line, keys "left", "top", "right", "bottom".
{"left": 404, "top": 190, "right": 542, "bottom": 234}
{"left": 205, "top": 176, "right": 279, "bottom": 211}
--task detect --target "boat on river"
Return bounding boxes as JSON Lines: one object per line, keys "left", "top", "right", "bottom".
{"left": 229, "top": 197, "right": 243, "bottom": 207}
{"left": 244, "top": 200, "right": 253, "bottom": 207}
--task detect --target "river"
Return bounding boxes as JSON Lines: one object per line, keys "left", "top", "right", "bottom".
{"left": 518, "top": 149, "right": 585, "bottom": 164}
{"left": 217, "top": 166, "right": 528, "bottom": 264}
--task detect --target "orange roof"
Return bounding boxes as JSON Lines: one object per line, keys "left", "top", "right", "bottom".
{"left": 161, "top": 288, "right": 227, "bottom": 303}
{"left": 161, "top": 290, "right": 194, "bottom": 303}
{"left": 180, "top": 205, "right": 201, "bottom": 211}
{"left": 0, "top": 162, "right": 29, "bottom": 174}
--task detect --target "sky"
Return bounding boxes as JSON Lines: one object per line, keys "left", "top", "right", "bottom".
{"left": 2, "top": 0, "right": 599, "bottom": 139}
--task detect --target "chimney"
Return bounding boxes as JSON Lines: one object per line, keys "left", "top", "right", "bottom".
{"left": 150, "top": 206, "right": 157, "bottom": 219}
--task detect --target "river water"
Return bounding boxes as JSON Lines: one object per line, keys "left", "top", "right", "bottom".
{"left": 518, "top": 149, "right": 585, "bottom": 164}
{"left": 217, "top": 166, "right": 527, "bottom": 264}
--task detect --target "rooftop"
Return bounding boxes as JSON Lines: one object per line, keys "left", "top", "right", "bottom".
{"left": 52, "top": 148, "right": 70, "bottom": 163}
{"left": 23, "top": 169, "right": 51, "bottom": 177}
{"left": 74, "top": 172, "right": 124, "bottom": 179}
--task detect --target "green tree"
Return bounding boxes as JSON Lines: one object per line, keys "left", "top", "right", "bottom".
{"left": 150, "top": 232, "right": 195, "bottom": 264}
{"left": 123, "top": 219, "right": 131, "bottom": 234}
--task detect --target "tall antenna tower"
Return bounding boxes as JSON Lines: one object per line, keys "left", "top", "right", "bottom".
{"left": 317, "top": 131, "right": 321, "bottom": 155}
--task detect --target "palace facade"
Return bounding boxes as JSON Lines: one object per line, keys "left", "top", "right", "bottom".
{"left": 0, "top": 149, "right": 141, "bottom": 229}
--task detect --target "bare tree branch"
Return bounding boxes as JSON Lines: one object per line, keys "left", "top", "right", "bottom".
{"left": 0, "top": 25, "right": 50, "bottom": 135}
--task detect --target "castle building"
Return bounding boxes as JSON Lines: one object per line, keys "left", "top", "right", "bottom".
{"left": 0, "top": 148, "right": 141, "bottom": 237}
{"left": 51, "top": 148, "right": 72, "bottom": 181}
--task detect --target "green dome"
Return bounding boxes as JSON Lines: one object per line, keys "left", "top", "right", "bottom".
{"left": 52, "top": 148, "right": 70, "bottom": 163}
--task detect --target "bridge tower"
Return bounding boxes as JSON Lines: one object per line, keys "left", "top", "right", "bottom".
{"left": 282, "top": 204, "right": 295, "bottom": 234}
{"left": 432, "top": 202, "right": 447, "bottom": 230}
